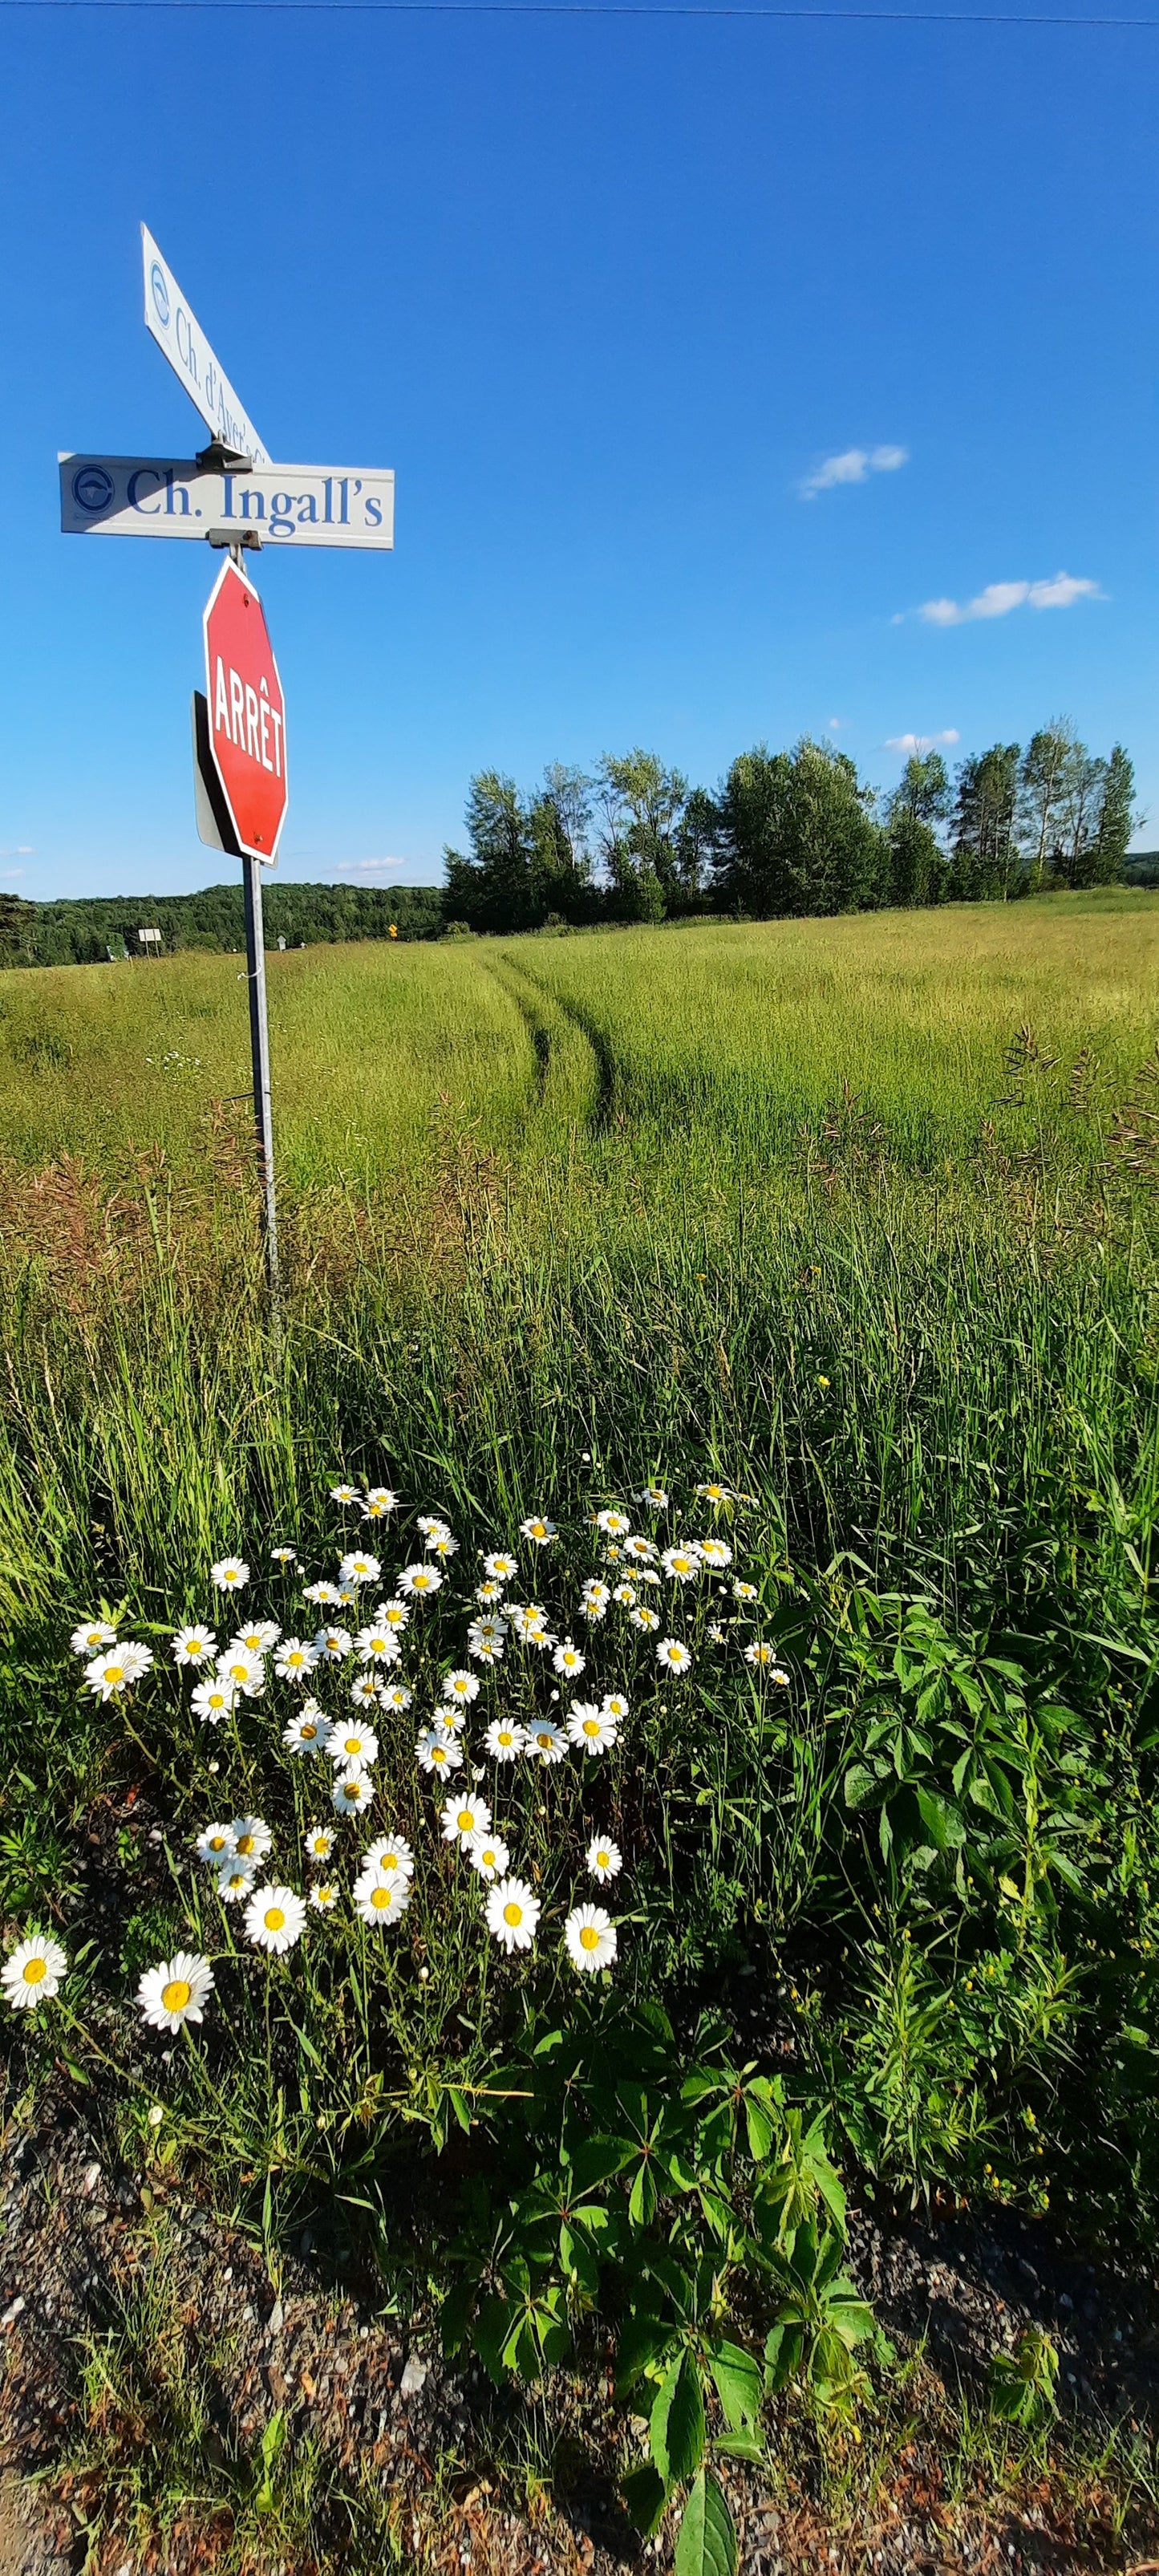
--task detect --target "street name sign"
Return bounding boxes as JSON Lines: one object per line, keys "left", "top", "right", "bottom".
{"left": 141, "top": 224, "right": 269, "bottom": 464}
{"left": 203, "top": 559, "right": 288, "bottom": 863}
{"left": 59, "top": 453, "right": 395, "bottom": 549}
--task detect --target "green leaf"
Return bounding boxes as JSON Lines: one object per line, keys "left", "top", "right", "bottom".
{"left": 707, "top": 2339, "right": 762, "bottom": 2432}
{"left": 674, "top": 2471, "right": 738, "bottom": 2576}
{"left": 714, "top": 2428, "right": 766, "bottom": 2466}
{"left": 651, "top": 2351, "right": 706, "bottom": 2484}
{"left": 843, "top": 1762, "right": 878, "bottom": 1811}
{"left": 622, "top": 2463, "right": 669, "bottom": 2538}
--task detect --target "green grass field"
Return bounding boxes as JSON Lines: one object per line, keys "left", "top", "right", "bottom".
{"left": 2, "top": 890, "right": 1157, "bottom": 2567}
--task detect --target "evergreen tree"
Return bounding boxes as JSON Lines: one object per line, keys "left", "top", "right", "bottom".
{"left": 1088, "top": 744, "right": 1137, "bottom": 886}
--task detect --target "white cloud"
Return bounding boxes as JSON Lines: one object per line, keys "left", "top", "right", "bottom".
{"left": 0, "top": 845, "right": 34, "bottom": 860}
{"left": 800, "top": 442, "right": 909, "bottom": 500}
{"left": 885, "top": 730, "right": 960, "bottom": 754}
{"left": 918, "top": 572, "right": 1104, "bottom": 627}
{"left": 827, "top": 716, "right": 847, "bottom": 732}
{"left": 330, "top": 856, "right": 409, "bottom": 876}
{"left": 0, "top": 867, "right": 26, "bottom": 882}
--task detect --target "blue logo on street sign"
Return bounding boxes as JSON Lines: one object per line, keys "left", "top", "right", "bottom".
{"left": 150, "top": 262, "right": 169, "bottom": 327}
{"left": 72, "top": 464, "right": 115, "bottom": 513}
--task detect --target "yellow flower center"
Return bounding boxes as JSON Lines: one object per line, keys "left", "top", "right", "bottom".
{"left": 264, "top": 1907, "right": 285, "bottom": 1933}
{"left": 579, "top": 1926, "right": 600, "bottom": 1953}
{"left": 237, "top": 1835, "right": 254, "bottom": 1855}
{"left": 382, "top": 1854, "right": 398, "bottom": 1872}
{"left": 343, "top": 1783, "right": 360, "bottom": 1801}
{"left": 503, "top": 1902, "right": 523, "bottom": 1928}
{"left": 344, "top": 1737, "right": 360, "bottom": 1755}
{"left": 432, "top": 1749, "right": 445, "bottom": 1764}
{"left": 302, "top": 1723, "right": 316, "bottom": 1739}
{"left": 457, "top": 1811, "right": 474, "bottom": 1831}
{"left": 583, "top": 1719, "right": 600, "bottom": 1738}
{"left": 161, "top": 1977, "right": 192, "bottom": 2010}
{"left": 22, "top": 1957, "right": 47, "bottom": 1986}
{"left": 370, "top": 1886, "right": 391, "bottom": 1910}
{"left": 106, "top": 1665, "right": 124, "bottom": 1684}
{"left": 597, "top": 1852, "right": 610, "bottom": 1869}
{"left": 481, "top": 1850, "right": 496, "bottom": 1868}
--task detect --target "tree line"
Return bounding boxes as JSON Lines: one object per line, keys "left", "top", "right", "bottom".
{"left": 0, "top": 880, "right": 444, "bottom": 968}
{"left": 444, "top": 723, "right": 1139, "bottom": 933}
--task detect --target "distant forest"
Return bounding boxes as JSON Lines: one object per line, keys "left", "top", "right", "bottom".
{"left": 0, "top": 879, "right": 444, "bottom": 968}
{"left": 0, "top": 718, "right": 1150, "bottom": 968}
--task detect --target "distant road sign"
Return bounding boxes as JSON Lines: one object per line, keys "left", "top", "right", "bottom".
{"left": 141, "top": 225, "right": 269, "bottom": 465}
{"left": 203, "top": 560, "right": 288, "bottom": 865}
{"left": 59, "top": 453, "right": 395, "bottom": 549}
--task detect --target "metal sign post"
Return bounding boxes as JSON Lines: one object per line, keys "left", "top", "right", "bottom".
{"left": 59, "top": 223, "right": 396, "bottom": 1318}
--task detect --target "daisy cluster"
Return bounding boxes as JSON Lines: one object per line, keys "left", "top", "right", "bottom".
{"left": 8, "top": 1476, "right": 787, "bottom": 2031}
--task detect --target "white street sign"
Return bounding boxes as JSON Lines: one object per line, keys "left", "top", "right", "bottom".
{"left": 141, "top": 225, "right": 269, "bottom": 464}
{"left": 59, "top": 454, "right": 395, "bottom": 549}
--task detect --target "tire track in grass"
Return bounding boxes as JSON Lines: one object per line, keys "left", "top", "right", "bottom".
{"left": 492, "top": 951, "right": 617, "bottom": 1133}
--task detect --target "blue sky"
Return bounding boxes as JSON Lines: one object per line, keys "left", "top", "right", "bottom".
{"left": 0, "top": 0, "right": 1156, "bottom": 897}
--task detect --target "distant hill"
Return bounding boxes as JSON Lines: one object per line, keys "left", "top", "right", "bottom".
{"left": 1122, "top": 852, "right": 1159, "bottom": 887}
{"left": 0, "top": 881, "right": 445, "bottom": 968}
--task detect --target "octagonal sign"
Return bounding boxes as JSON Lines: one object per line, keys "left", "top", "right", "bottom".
{"left": 203, "top": 558, "right": 288, "bottom": 862}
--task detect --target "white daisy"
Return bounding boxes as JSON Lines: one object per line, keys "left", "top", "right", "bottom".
{"left": 314, "top": 1625, "right": 353, "bottom": 1663}
{"left": 708, "top": 1622, "right": 725, "bottom": 1644}
{"left": 355, "top": 1622, "right": 400, "bottom": 1665}
{"left": 635, "top": 1567, "right": 663, "bottom": 1586}
{"left": 417, "top": 1513, "right": 451, "bottom": 1539}
{"left": 637, "top": 1484, "right": 669, "bottom": 1509}
{"left": 70, "top": 1619, "right": 117, "bottom": 1657}
{"left": 331, "top": 1765, "right": 375, "bottom": 1815}
{"left": 602, "top": 1690, "right": 630, "bottom": 1722}
{"left": 630, "top": 1604, "right": 661, "bottom": 1633}
{"left": 482, "top": 1718, "right": 525, "bottom": 1761}
{"left": 611, "top": 1584, "right": 638, "bottom": 1608}
{"left": 771, "top": 1665, "right": 790, "bottom": 1687}
{"left": 467, "top": 1830, "right": 510, "bottom": 1880}
{"left": 309, "top": 1880, "right": 338, "bottom": 1910}
{"left": 657, "top": 1637, "right": 693, "bottom": 1676}
{"left": 699, "top": 1539, "right": 733, "bottom": 1570}
{"left": 339, "top": 1550, "right": 381, "bottom": 1588}
{"left": 283, "top": 1704, "right": 331, "bottom": 1755}
{"left": 232, "top": 1815, "right": 273, "bottom": 1865}
{"left": 2, "top": 1934, "right": 68, "bottom": 2010}
{"left": 329, "top": 1483, "right": 359, "bottom": 1505}
{"left": 303, "top": 1579, "right": 342, "bottom": 1607}
{"left": 192, "top": 1676, "right": 235, "bottom": 1726}
{"left": 378, "top": 1681, "right": 413, "bottom": 1714}
{"left": 443, "top": 1669, "right": 480, "bottom": 1706}
{"left": 525, "top": 1720, "right": 567, "bottom": 1767}
{"left": 270, "top": 1544, "right": 298, "bottom": 1564}
{"left": 732, "top": 1580, "right": 759, "bottom": 1604}
{"left": 361, "top": 1832, "right": 415, "bottom": 1881}
{"left": 522, "top": 1619, "right": 554, "bottom": 1653}
{"left": 580, "top": 1582, "right": 610, "bottom": 1622}
{"left": 378, "top": 1597, "right": 411, "bottom": 1635}
{"left": 744, "top": 1639, "right": 778, "bottom": 1669}
{"left": 216, "top": 1858, "right": 257, "bottom": 1905}
{"left": 231, "top": 1620, "right": 281, "bottom": 1657}
{"left": 441, "top": 1793, "right": 492, "bottom": 1846}
{"left": 244, "top": 1886, "right": 306, "bottom": 1954}
{"left": 485, "top": 1876, "right": 540, "bottom": 1951}
{"left": 330, "top": 1719, "right": 379, "bottom": 1769}
{"left": 596, "top": 1507, "right": 633, "bottom": 1536}
{"left": 350, "top": 1672, "right": 383, "bottom": 1710}
{"left": 623, "top": 1535, "right": 659, "bottom": 1564}
{"left": 195, "top": 1821, "right": 238, "bottom": 1866}
{"left": 483, "top": 1553, "right": 518, "bottom": 1584}
{"left": 210, "top": 1557, "right": 249, "bottom": 1592}
{"left": 83, "top": 1642, "right": 152, "bottom": 1700}
{"left": 362, "top": 1487, "right": 398, "bottom": 1520}
{"left": 137, "top": 1951, "right": 214, "bottom": 2030}
{"left": 520, "top": 1515, "right": 557, "bottom": 1546}
{"left": 564, "top": 1905, "right": 617, "bottom": 1974}
{"left": 275, "top": 1637, "right": 319, "bottom": 1683}
{"left": 415, "top": 1730, "right": 461, "bottom": 1775}
{"left": 215, "top": 1647, "right": 264, "bottom": 1698}
{"left": 354, "top": 1875, "right": 411, "bottom": 1927}
{"left": 431, "top": 1703, "right": 467, "bottom": 1738}
{"left": 429, "top": 1531, "right": 460, "bottom": 1561}
{"left": 474, "top": 1580, "right": 507, "bottom": 1608}
{"left": 586, "top": 1836, "right": 622, "bottom": 1884}
{"left": 468, "top": 1635, "right": 505, "bottom": 1667}
{"left": 303, "top": 1824, "right": 336, "bottom": 1864}
{"left": 171, "top": 1625, "right": 216, "bottom": 1667}
{"left": 696, "top": 1480, "right": 732, "bottom": 1504}
{"left": 661, "top": 1545, "right": 702, "bottom": 1584}
{"left": 566, "top": 1702, "right": 618, "bottom": 1755}
{"left": 553, "top": 1640, "right": 586, "bottom": 1678}
{"left": 399, "top": 1564, "right": 442, "bottom": 1600}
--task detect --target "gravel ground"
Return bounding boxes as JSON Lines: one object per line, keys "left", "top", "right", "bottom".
{"left": 1, "top": 2088, "right": 1157, "bottom": 2575}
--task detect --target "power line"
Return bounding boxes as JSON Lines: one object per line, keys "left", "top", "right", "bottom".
{"left": 0, "top": 0, "right": 1153, "bottom": 20}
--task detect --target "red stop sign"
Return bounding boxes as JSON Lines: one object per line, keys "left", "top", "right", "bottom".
{"left": 203, "top": 559, "right": 288, "bottom": 862}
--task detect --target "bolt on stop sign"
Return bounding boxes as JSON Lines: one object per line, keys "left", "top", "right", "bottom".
{"left": 203, "top": 558, "right": 288, "bottom": 862}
